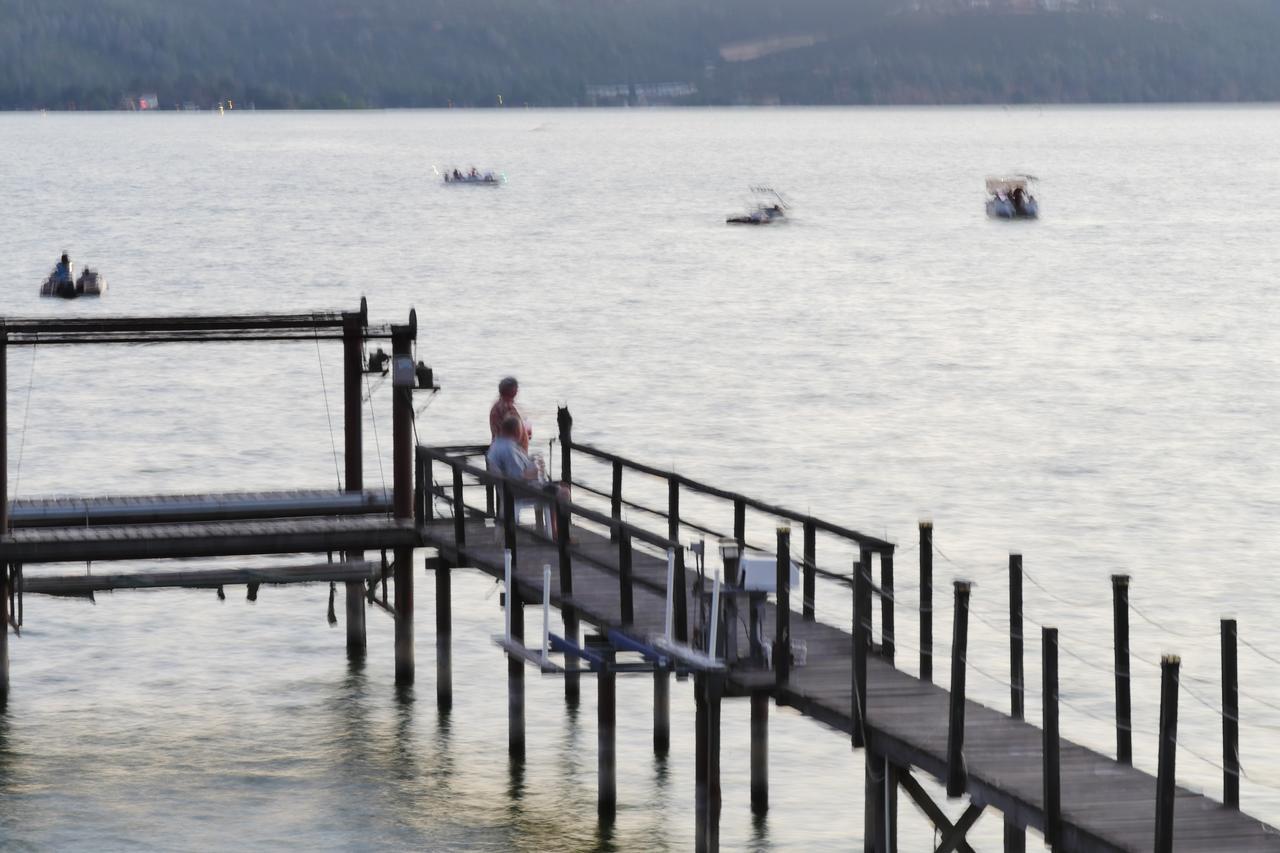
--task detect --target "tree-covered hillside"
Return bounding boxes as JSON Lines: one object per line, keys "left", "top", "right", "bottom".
{"left": 2, "top": 0, "right": 1279, "bottom": 108}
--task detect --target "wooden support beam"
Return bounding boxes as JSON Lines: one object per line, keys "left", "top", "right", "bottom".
{"left": 935, "top": 804, "right": 985, "bottom": 853}
{"left": 947, "top": 581, "right": 971, "bottom": 798}
{"left": 802, "top": 519, "right": 816, "bottom": 622}
{"left": 599, "top": 646, "right": 617, "bottom": 815}
{"left": 1222, "top": 618, "right": 1240, "bottom": 809}
{"left": 897, "top": 772, "right": 976, "bottom": 853}
{"left": 654, "top": 669, "right": 671, "bottom": 757}
{"left": 343, "top": 310, "right": 368, "bottom": 661}
{"left": 1006, "top": 554, "right": 1025, "bottom": 853}
{"left": 509, "top": 591, "right": 525, "bottom": 762}
{"left": 695, "top": 672, "right": 708, "bottom": 853}
{"left": 775, "top": 527, "right": 791, "bottom": 688}
{"left": 852, "top": 557, "right": 870, "bottom": 749}
{"left": 1043, "top": 627, "right": 1062, "bottom": 848}
{"left": 22, "top": 561, "right": 378, "bottom": 595}
{"left": 0, "top": 564, "right": 9, "bottom": 702}
{"left": 557, "top": 500, "right": 579, "bottom": 706}
{"left": 880, "top": 550, "right": 894, "bottom": 664}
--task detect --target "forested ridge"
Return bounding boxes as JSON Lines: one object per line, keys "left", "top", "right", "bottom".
{"left": 4, "top": 0, "right": 1280, "bottom": 109}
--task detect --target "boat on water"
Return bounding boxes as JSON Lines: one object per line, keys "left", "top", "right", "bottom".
{"left": 40, "top": 264, "right": 106, "bottom": 299}
{"left": 986, "top": 175, "right": 1039, "bottom": 219}
{"left": 727, "top": 186, "right": 789, "bottom": 225}
{"left": 439, "top": 166, "right": 504, "bottom": 186}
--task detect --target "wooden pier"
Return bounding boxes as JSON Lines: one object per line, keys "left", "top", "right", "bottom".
{"left": 1, "top": 306, "right": 1278, "bottom": 851}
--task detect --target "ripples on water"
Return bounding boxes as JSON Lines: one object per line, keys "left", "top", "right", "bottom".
{"left": 1, "top": 106, "right": 1278, "bottom": 849}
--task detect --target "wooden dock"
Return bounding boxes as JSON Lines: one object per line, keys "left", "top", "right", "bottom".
{"left": 1, "top": 305, "right": 1277, "bottom": 851}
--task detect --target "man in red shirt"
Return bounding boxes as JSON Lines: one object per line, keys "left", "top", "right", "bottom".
{"left": 489, "top": 376, "right": 530, "bottom": 452}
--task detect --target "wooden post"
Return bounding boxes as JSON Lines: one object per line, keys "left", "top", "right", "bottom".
{"left": 1112, "top": 574, "right": 1132, "bottom": 765}
{"left": 775, "top": 527, "right": 791, "bottom": 688}
{"left": 695, "top": 672, "right": 708, "bottom": 853}
{"left": 610, "top": 460, "right": 622, "bottom": 542}
{"left": 1155, "top": 655, "right": 1181, "bottom": 853}
{"left": 654, "top": 669, "right": 670, "bottom": 757}
{"left": 1222, "top": 619, "right": 1240, "bottom": 809}
{"left": 556, "top": 406, "right": 573, "bottom": 485}
{"left": 1042, "top": 627, "right": 1062, "bottom": 848}
{"left": 881, "top": 549, "right": 895, "bottom": 665}
{"left": 668, "top": 479, "right": 679, "bottom": 542}
{"left": 502, "top": 482, "right": 517, "bottom": 556}
{"left": 733, "top": 498, "right": 745, "bottom": 548}
{"left": 598, "top": 645, "right": 616, "bottom": 815}
{"left": 673, "top": 548, "right": 689, "bottom": 644}
{"left": 864, "top": 749, "right": 897, "bottom": 853}
{"left": 391, "top": 320, "right": 414, "bottom": 686}
{"left": 946, "top": 580, "right": 971, "bottom": 797}
{"left": 341, "top": 310, "right": 367, "bottom": 659}
{"left": 619, "top": 532, "right": 634, "bottom": 626}
{"left": 1009, "top": 555, "right": 1024, "bottom": 720}
{"left": 557, "top": 499, "right": 579, "bottom": 706}
{"left": 750, "top": 691, "right": 768, "bottom": 814}
{"left": 509, "top": 586, "right": 526, "bottom": 761}
{"left": 802, "top": 519, "right": 816, "bottom": 621}
{"left": 706, "top": 673, "right": 722, "bottom": 852}
{"left": 852, "top": 557, "right": 870, "bottom": 749}
{"left": 919, "top": 521, "right": 933, "bottom": 683}
{"left": 0, "top": 565, "right": 9, "bottom": 702}
{"left": 416, "top": 447, "right": 432, "bottom": 523}
{"left": 434, "top": 552, "right": 451, "bottom": 711}
{"left": 1006, "top": 556, "right": 1025, "bottom": 853}
{"left": 452, "top": 466, "right": 466, "bottom": 548}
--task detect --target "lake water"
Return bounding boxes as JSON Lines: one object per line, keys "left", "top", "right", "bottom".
{"left": 1, "top": 106, "right": 1278, "bottom": 850}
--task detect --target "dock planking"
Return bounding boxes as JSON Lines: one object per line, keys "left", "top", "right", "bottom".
{"left": 425, "top": 517, "right": 1280, "bottom": 853}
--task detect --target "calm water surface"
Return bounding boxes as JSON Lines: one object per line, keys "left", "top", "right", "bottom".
{"left": 1, "top": 106, "right": 1278, "bottom": 850}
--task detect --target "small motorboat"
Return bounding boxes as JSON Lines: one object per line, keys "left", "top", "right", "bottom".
{"left": 439, "top": 166, "right": 504, "bottom": 186}
{"left": 986, "top": 175, "right": 1039, "bottom": 219}
{"left": 40, "top": 264, "right": 107, "bottom": 299}
{"left": 727, "top": 186, "right": 789, "bottom": 225}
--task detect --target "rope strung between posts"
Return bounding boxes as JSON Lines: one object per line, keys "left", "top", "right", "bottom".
{"left": 312, "top": 321, "right": 342, "bottom": 489}
{"left": 12, "top": 333, "right": 38, "bottom": 501}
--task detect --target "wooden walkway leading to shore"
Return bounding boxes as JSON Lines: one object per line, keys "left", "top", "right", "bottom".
{"left": 420, "top": 480, "right": 1280, "bottom": 853}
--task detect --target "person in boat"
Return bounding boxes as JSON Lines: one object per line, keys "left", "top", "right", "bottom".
{"left": 489, "top": 376, "right": 531, "bottom": 452}
{"left": 53, "top": 252, "right": 73, "bottom": 285}
{"left": 452, "top": 168, "right": 462, "bottom": 181}
{"left": 1012, "top": 187, "right": 1026, "bottom": 215}
{"left": 469, "top": 167, "right": 479, "bottom": 179}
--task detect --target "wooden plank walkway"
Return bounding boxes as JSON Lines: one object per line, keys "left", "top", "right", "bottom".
{"left": 0, "top": 515, "right": 416, "bottom": 564}
{"left": 426, "top": 518, "right": 1280, "bottom": 853}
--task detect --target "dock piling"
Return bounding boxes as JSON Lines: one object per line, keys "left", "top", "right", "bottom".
{"left": 695, "top": 673, "right": 708, "bottom": 852}
{"left": 802, "top": 519, "right": 816, "bottom": 621}
{"left": 1155, "top": 654, "right": 1181, "bottom": 853}
{"left": 654, "top": 669, "right": 670, "bottom": 757}
{"left": 1112, "top": 574, "right": 1132, "bottom": 765}
{"left": 557, "top": 499, "right": 579, "bottom": 706}
{"left": 342, "top": 310, "right": 367, "bottom": 659}
{"left": 775, "top": 527, "right": 791, "bottom": 687}
{"left": 946, "top": 580, "right": 970, "bottom": 797}
{"left": 1006, "top": 557, "right": 1025, "bottom": 853}
{"left": 0, "top": 565, "right": 9, "bottom": 702}
{"left": 619, "top": 532, "right": 634, "bottom": 626}
{"left": 881, "top": 549, "right": 895, "bottom": 664}
{"left": 852, "top": 557, "right": 870, "bottom": 748}
{"left": 598, "top": 644, "right": 617, "bottom": 815}
{"left": 1222, "top": 619, "right": 1240, "bottom": 808}
{"left": 610, "top": 461, "right": 622, "bottom": 542}
{"left": 391, "top": 319, "right": 415, "bottom": 686}
{"left": 433, "top": 553, "right": 452, "bottom": 710}
{"left": 1043, "top": 627, "right": 1062, "bottom": 848}
{"left": 919, "top": 521, "right": 933, "bottom": 683}
{"left": 508, "top": 584, "right": 526, "bottom": 761}
{"left": 452, "top": 466, "right": 466, "bottom": 547}
{"left": 750, "top": 691, "right": 768, "bottom": 814}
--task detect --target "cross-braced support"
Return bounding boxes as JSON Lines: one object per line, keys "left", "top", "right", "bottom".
{"left": 897, "top": 770, "right": 985, "bottom": 853}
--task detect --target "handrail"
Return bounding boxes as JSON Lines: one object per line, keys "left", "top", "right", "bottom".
{"left": 567, "top": 440, "right": 894, "bottom": 552}
{"left": 418, "top": 445, "right": 679, "bottom": 553}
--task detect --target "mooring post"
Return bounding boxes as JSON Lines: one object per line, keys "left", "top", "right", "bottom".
{"left": 619, "top": 531, "right": 634, "bottom": 626}
{"left": 919, "top": 521, "right": 933, "bottom": 682}
{"left": 775, "top": 527, "right": 791, "bottom": 688}
{"left": 610, "top": 460, "right": 622, "bottom": 542}
{"left": 1112, "top": 574, "right": 1132, "bottom": 765}
{"left": 598, "top": 644, "right": 617, "bottom": 815}
{"left": 557, "top": 498, "right": 579, "bottom": 706}
{"left": 750, "top": 690, "right": 768, "bottom": 814}
{"left": 1006, "top": 557, "right": 1025, "bottom": 853}
{"left": 802, "top": 519, "right": 816, "bottom": 621}
{"left": 391, "top": 318, "right": 415, "bottom": 685}
{"left": 341, "top": 308, "right": 367, "bottom": 659}
{"left": 946, "top": 580, "right": 970, "bottom": 797}
{"left": 1222, "top": 618, "right": 1240, "bottom": 809}
{"left": 1043, "top": 627, "right": 1062, "bottom": 848}
{"left": 1155, "top": 654, "right": 1181, "bottom": 853}
{"left": 881, "top": 548, "right": 895, "bottom": 665}
{"left": 852, "top": 557, "right": 870, "bottom": 749}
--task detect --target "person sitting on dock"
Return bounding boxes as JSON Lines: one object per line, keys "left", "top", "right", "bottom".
{"left": 489, "top": 376, "right": 531, "bottom": 452}
{"left": 487, "top": 415, "right": 540, "bottom": 482}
